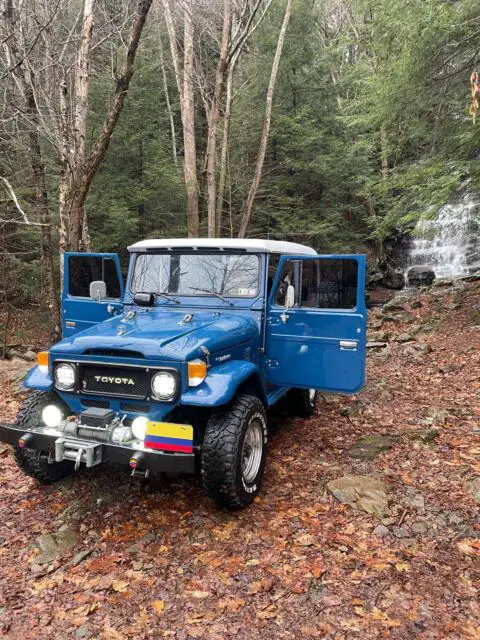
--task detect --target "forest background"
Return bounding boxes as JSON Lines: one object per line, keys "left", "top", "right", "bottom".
{"left": 1, "top": 0, "right": 479, "bottom": 339}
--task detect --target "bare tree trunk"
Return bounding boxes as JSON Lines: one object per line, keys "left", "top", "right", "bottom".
{"left": 216, "top": 50, "right": 239, "bottom": 236}
{"left": 58, "top": 0, "right": 94, "bottom": 253}
{"left": 238, "top": 0, "right": 293, "bottom": 238}
{"left": 161, "top": 0, "right": 199, "bottom": 237}
{"left": 159, "top": 33, "right": 177, "bottom": 165}
{"left": 29, "top": 127, "right": 61, "bottom": 337}
{"left": 58, "top": 0, "right": 153, "bottom": 253}
{"left": 73, "top": 0, "right": 93, "bottom": 165}
{"left": 206, "top": 0, "right": 232, "bottom": 237}
{"left": 161, "top": 0, "right": 183, "bottom": 100}
{"left": 183, "top": 8, "right": 199, "bottom": 237}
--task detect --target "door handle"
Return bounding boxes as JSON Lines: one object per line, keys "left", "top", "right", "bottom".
{"left": 339, "top": 340, "right": 357, "bottom": 350}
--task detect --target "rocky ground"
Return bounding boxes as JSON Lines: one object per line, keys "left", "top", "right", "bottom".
{"left": 0, "top": 278, "right": 479, "bottom": 639}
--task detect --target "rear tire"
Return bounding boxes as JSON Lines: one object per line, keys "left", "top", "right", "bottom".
{"left": 14, "top": 391, "right": 75, "bottom": 483}
{"left": 287, "top": 388, "right": 317, "bottom": 418}
{"left": 201, "top": 394, "right": 267, "bottom": 509}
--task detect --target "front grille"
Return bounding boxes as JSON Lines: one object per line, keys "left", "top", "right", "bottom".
{"left": 82, "top": 399, "right": 111, "bottom": 409}
{"left": 120, "top": 402, "right": 150, "bottom": 413}
{"left": 80, "top": 365, "right": 149, "bottom": 399}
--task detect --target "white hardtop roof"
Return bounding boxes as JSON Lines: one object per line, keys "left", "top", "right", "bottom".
{"left": 128, "top": 238, "right": 317, "bottom": 255}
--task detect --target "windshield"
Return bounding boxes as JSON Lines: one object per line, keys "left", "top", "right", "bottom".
{"left": 131, "top": 253, "right": 260, "bottom": 298}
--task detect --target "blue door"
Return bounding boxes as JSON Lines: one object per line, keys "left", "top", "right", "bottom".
{"left": 265, "top": 255, "right": 367, "bottom": 393}
{"left": 62, "top": 253, "right": 124, "bottom": 336}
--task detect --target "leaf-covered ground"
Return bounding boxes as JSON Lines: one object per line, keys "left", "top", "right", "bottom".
{"left": 0, "top": 282, "right": 479, "bottom": 639}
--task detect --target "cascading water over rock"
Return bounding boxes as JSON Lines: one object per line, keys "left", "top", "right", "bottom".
{"left": 407, "top": 190, "right": 480, "bottom": 279}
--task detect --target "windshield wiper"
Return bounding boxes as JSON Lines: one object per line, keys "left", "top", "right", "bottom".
{"left": 155, "top": 292, "right": 180, "bottom": 304}
{"left": 189, "top": 287, "right": 233, "bottom": 306}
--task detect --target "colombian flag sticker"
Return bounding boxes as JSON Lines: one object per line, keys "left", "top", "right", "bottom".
{"left": 145, "top": 421, "right": 193, "bottom": 453}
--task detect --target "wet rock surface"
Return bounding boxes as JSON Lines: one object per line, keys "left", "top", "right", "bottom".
{"left": 0, "top": 357, "right": 31, "bottom": 393}
{"left": 326, "top": 476, "right": 390, "bottom": 519}
{"left": 407, "top": 266, "right": 436, "bottom": 286}
{"left": 33, "top": 526, "right": 78, "bottom": 565}
{"left": 345, "top": 434, "right": 400, "bottom": 460}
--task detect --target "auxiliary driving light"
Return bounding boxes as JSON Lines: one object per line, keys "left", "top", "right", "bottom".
{"left": 131, "top": 416, "right": 148, "bottom": 441}
{"left": 41, "top": 404, "right": 63, "bottom": 428}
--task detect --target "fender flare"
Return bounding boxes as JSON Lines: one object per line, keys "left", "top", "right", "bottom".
{"left": 24, "top": 365, "right": 53, "bottom": 391}
{"left": 180, "top": 360, "right": 266, "bottom": 407}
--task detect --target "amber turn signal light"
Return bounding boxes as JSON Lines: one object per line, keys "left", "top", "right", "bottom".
{"left": 37, "top": 351, "right": 49, "bottom": 367}
{"left": 188, "top": 360, "right": 207, "bottom": 387}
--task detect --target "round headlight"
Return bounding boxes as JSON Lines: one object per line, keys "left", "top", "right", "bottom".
{"left": 42, "top": 404, "right": 63, "bottom": 428}
{"left": 54, "top": 363, "right": 76, "bottom": 390}
{"left": 131, "top": 416, "right": 148, "bottom": 441}
{"left": 151, "top": 371, "right": 177, "bottom": 400}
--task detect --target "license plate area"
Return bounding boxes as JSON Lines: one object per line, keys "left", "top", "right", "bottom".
{"left": 55, "top": 438, "right": 102, "bottom": 469}
{"left": 144, "top": 422, "right": 193, "bottom": 453}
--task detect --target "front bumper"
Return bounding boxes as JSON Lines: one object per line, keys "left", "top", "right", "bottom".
{"left": 0, "top": 422, "right": 195, "bottom": 474}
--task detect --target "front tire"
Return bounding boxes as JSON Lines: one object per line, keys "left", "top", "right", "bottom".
{"left": 201, "top": 394, "right": 267, "bottom": 509}
{"left": 14, "top": 391, "right": 75, "bottom": 483}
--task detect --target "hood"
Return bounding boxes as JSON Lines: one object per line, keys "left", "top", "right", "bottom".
{"left": 51, "top": 308, "right": 259, "bottom": 361}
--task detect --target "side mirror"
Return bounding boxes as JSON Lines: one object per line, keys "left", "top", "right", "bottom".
{"left": 280, "top": 284, "right": 295, "bottom": 324}
{"left": 285, "top": 284, "right": 295, "bottom": 310}
{"left": 90, "top": 280, "right": 107, "bottom": 301}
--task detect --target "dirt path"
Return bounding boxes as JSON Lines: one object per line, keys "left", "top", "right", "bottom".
{"left": 0, "top": 282, "right": 479, "bottom": 639}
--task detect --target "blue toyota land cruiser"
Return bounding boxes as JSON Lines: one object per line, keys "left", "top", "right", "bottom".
{"left": 0, "top": 239, "right": 366, "bottom": 508}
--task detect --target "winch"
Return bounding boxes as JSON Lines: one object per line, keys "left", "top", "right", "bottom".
{"left": 62, "top": 407, "right": 132, "bottom": 444}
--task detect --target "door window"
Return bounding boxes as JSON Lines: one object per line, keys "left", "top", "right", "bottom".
{"left": 275, "top": 258, "right": 358, "bottom": 309}
{"left": 68, "top": 256, "right": 121, "bottom": 298}
{"left": 267, "top": 253, "right": 281, "bottom": 296}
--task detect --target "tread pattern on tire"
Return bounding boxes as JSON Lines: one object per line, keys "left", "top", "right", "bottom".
{"left": 14, "top": 391, "right": 74, "bottom": 483}
{"left": 201, "top": 394, "right": 266, "bottom": 509}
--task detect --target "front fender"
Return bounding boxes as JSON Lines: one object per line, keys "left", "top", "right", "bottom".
{"left": 24, "top": 365, "right": 53, "bottom": 391}
{"left": 180, "top": 361, "right": 262, "bottom": 407}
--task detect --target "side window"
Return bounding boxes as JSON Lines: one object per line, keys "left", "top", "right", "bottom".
{"left": 267, "top": 253, "right": 281, "bottom": 296}
{"left": 275, "top": 259, "right": 300, "bottom": 306}
{"left": 68, "top": 257, "right": 121, "bottom": 299}
{"left": 275, "top": 259, "right": 358, "bottom": 309}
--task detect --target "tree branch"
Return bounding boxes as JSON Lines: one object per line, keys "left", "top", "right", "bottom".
{"left": 85, "top": 0, "right": 153, "bottom": 185}
{"left": 0, "top": 176, "right": 50, "bottom": 226}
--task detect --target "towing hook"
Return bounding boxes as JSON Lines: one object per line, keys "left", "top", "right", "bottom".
{"left": 74, "top": 448, "right": 84, "bottom": 471}
{"left": 18, "top": 433, "right": 34, "bottom": 449}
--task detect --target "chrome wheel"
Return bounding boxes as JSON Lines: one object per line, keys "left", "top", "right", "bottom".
{"left": 309, "top": 389, "right": 316, "bottom": 404}
{"left": 242, "top": 418, "right": 264, "bottom": 484}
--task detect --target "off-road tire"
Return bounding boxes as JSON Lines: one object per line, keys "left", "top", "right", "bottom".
{"left": 14, "top": 391, "right": 74, "bottom": 483}
{"left": 287, "top": 388, "right": 317, "bottom": 418}
{"left": 201, "top": 394, "right": 267, "bottom": 509}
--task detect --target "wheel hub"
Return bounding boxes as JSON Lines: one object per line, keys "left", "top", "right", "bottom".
{"left": 241, "top": 418, "right": 263, "bottom": 484}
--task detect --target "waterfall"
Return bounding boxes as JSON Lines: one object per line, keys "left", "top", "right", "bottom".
{"left": 407, "top": 191, "right": 480, "bottom": 278}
